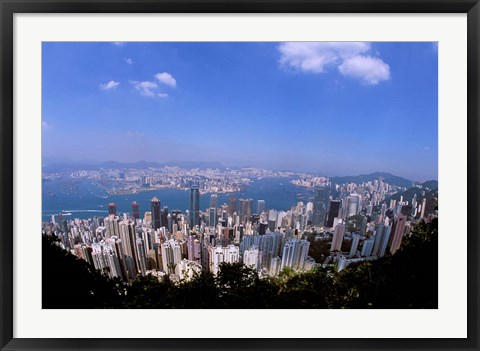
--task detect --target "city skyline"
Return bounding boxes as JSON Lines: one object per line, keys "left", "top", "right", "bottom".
{"left": 43, "top": 171, "right": 438, "bottom": 309}
{"left": 42, "top": 42, "right": 438, "bottom": 180}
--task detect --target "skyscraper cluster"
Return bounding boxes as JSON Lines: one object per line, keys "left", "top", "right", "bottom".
{"left": 42, "top": 177, "right": 425, "bottom": 284}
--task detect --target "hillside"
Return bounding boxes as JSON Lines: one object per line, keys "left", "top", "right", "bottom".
{"left": 382, "top": 181, "right": 438, "bottom": 217}
{"left": 331, "top": 172, "right": 413, "bottom": 188}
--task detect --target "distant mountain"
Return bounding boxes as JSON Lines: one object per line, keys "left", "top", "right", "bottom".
{"left": 98, "top": 161, "right": 163, "bottom": 169}
{"left": 165, "top": 161, "right": 225, "bottom": 170}
{"left": 330, "top": 172, "right": 413, "bottom": 188}
{"left": 42, "top": 160, "right": 226, "bottom": 172}
{"left": 42, "top": 163, "right": 99, "bottom": 172}
{"left": 421, "top": 180, "right": 438, "bottom": 190}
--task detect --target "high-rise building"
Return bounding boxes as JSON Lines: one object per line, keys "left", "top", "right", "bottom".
{"left": 105, "top": 215, "right": 120, "bottom": 238}
{"left": 245, "top": 199, "right": 253, "bottom": 223}
{"left": 74, "top": 244, "right": 93, "bottom": 266}
{"left": 107, "top": 236, "right": 128, "bottom": 282}
{"left": 305, "top": 201, "right": 314, "bottom": 224}
{"left": 91, "top": 242, "right": 123, "bottom": 279}
{"left": 192, "top": 239, "right": 202, "bottom": 265}
{"left": 221, "top": 204, "right": 228, "bottom": 219}
{"left": 161, "top": 207, "right": 169, "bottom": 230}
{"left": 161, "top": 242, "right": 175, "bottom": 274}
{"left": 267, "top": 209, "right": 278, "bottom": 232}
{"left": 346, "top": 194, "right": 360, "bottom": 217}
{"left": 108, "top": 203, "right": 117, "bottom": 216}
{"left": 372, "top": 223, "right": 385, "bottom": 256}
{"left": 209, "top": 207, "right": 217, "bottom": 227}
{"left": 312, "top": 187, "right": 329, "bottom": 225}
{"left": 379, "top": 224, "right": 392, "bottom": 257}
{"left": 357, "top": 217, "right": 367, "bottom": 237}
{"left": 223, "top": 244, "right": 240, "bottom": 263}
{"left": 172, "top": 242, "right": 182, "bottom": 266}
{"left": 238, "top": 198, "right": 245, "bottom": 221}
{"left": 258, "top": 221, "right": 268, "bottom": 235}
{"left": 171, "top": 209, "right": 182, "bottom": 227}
{"left": 135, "top": 238, "right": 148, "bottom": 276}
{"left": 276, "top": 211, "right": 286, "bottom": 229}
{"left": 366, "top": 204, "right": 373, "bottom": 216}
{"left": 187, "top": 235, "right": 196, "bottom": 261}
{"left": 337, "top": 256, "right": 348, "bottom": 272}
{"left": 361, "top": 238, "right": 374, "bottom": 257}
{"left": 209, "top": 245, "right": 224, "bottom": 275}
{"left": 280, "top": 239, "right": 310, "bottom": 271}
{"left": 326, "top": 200, "right": 341, "bottom": 227}
{"left": 228, "top": 195, "right": 236, "bottom": 216}
{"left": 390, "top": 214, "right": 407, "bottom": 254}
{"left": 420, "top": 198, "right": 427, "bottom": 218}
{"left": 330, "top": 223, "right": 345, "bottom": 252}
{"left": 349, "top": 234, "right": 360, "bottom": 257}
{"left": 210, "top": 194, "right": 218, "bottom": 209}
{"left": 257, "top": 200, "right": 266, "bottom": 214}
{"left": 160, "top": 239, "right": 183, "bottom": 275}
{"left": 144, "top": 211, "right": 152, "bottom": 223}
{"left": 208, "top": 244, "right": 240, "bottom": 275}
{"left": 269, "top": 257, "right": 281, "bottom": 277}
{"left": 381, "top": 203, "right": 387, "bottom": 218}
{"left": 238, "top": 198, "right": 253, "bottom": 224}
{"left": 240, "top": 232, "right": 284, "bottom": 270}
{"left": 190, "top": 185, "right": 200, "bottom": 228}
{"left": 243, "top": 246, "right": 260, "bottom": 270}
{"left": 119, "top": 220, "right": 138, "bottom": 279}
{"left": 131, "top": 201, "right": 140, "bottom": 220}
{"left": 151, "top": 197, "right": 161, "bottom": 230}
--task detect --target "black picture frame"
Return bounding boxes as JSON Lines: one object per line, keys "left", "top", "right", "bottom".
{"left": 1, "top": 1, "right": 479, "bottom": 350}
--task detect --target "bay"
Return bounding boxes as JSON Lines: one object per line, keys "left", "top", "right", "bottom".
{"left": 42, "top": 177, "right": 313, "bottom": 220}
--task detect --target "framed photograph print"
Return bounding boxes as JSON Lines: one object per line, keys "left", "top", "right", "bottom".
{"left": 1, "top": 0, "right": 479, "bottom": 350}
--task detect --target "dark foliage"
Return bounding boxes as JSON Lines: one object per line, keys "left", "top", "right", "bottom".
{"left": 42, "top": 235, "right": 124, "bottom": 308}
{"left": 336, "top": 218, "right": 438, "bottom": 308}
{"left": 305, "top": 238, "right": 331, "bottom": 263}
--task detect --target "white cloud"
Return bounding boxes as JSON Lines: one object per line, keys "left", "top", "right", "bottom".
{"left": 112, "top": 42, "right": 125, "bottom": 46}
{"left": 130, "top": 80, "right": 158, "bottom": 96}
{"left": 278, "top": 42, "right": 390, "bottom": 84}
{"left": 124, "top": 57, "right": 134, "bottom": 64}
{"left": 130, "top": 72, "right": 176, "bottom": 98}
{"left": 100, "top": 80, "right": 120, "bottom": 90}
{"left": 155, "top": 72, "right": 177, "bottom": 87}
{"left": 338, "top": 56, "right": 390, "bottom": 85}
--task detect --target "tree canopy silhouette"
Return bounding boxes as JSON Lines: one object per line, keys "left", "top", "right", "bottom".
{"left": 42, "top": 235, "right": 124, "bottom": 308}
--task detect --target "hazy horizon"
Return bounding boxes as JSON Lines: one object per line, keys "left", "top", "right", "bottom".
{"left": 42, "top": 157, "right": 438, "bottom": 182}
{"left": 42, "top": 42, "right": 438, "bottom": 181}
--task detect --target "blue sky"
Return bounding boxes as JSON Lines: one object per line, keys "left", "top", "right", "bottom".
{"left": 42, "top": 42, "right": 438, "bottom": 181}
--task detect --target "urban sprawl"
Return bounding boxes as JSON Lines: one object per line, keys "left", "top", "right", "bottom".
{"left": 42, "top": 168, "right": 435, "bottom": 284}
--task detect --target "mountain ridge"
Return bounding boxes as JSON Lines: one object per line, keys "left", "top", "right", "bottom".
{"left": 330, "top": 172, "right": 414, "bottom": 188}
{"left": 42, "top": 160, "right": 226, "bottom": 172}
